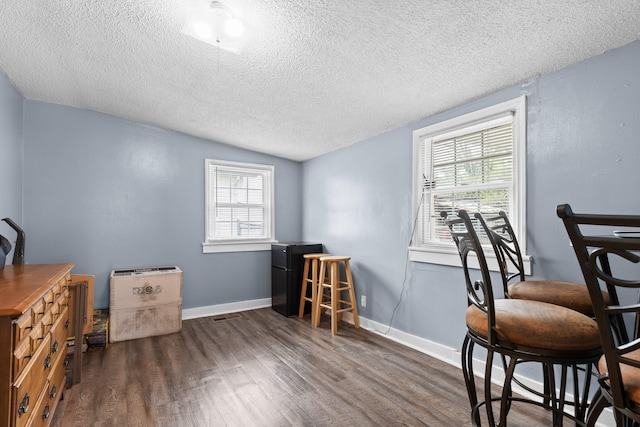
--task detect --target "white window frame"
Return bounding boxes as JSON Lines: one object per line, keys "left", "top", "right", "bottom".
{"left": 203, "top": 159, "right": 277, "bottom": 253}
{"left": 409, "top": 96, "right": 530, "bottom": 274}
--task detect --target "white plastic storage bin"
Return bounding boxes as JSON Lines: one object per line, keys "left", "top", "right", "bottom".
{"left": 109, "top": 266, "right": 182, "bottom": 342}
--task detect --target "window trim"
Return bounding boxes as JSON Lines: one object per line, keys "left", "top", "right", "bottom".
{"left": 203, "top": 159, "right": 277, "bottom": 253}
{"left": 409, "top": 96, "right": 530, "bottom": 274}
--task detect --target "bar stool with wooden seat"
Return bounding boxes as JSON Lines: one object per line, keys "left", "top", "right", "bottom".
{"left": 443, "top": 210, "right": 602, "bottom": 426}
{"left": 558, "top": 204, "right": 640, "bottom": 426}
{"left": 298, "top": 253, "right": 330, "bottom": 322}
{"left": 475, "top": 211, "right": 610, "bottom": 316}
{"left": 313, "top": 256, "right": 360, "bottom": 335}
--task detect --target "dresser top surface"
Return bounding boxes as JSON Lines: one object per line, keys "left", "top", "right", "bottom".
{"left": 0, "top": 264, "right": 74, "bottom": 318}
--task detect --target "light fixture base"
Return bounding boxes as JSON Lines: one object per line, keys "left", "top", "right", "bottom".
{"left": 181, "top": 0, "right": 247, "bottom": 54}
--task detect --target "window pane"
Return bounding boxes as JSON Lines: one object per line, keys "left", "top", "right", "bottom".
{"left": 215, "top": 222, "right": 233, "bottom": 238}
{"left": 206, "top": 160, "right": 274, "bottom": 243}
{"left": 423, "top": 121, "right": 514, "bottom": 246}
{"left": 432, "top": 123, "right": 512, "bottom": 189}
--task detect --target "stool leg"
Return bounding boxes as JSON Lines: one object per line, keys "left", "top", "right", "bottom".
{"left": 330, "top": 262, "right": 338, "bottom": 335}
{"left": 344, "top": 260, "right": 359, "bottom": 329}
{"left": 313, "top": 261, "right": 327, "bottom": 327}
{"left": 298, "top": 258, "right": 310, "bottom": 318}
{"left": 310, "top": 258, "right": 318, "bottom": 325}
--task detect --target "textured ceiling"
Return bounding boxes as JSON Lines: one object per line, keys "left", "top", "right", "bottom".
{"left": 1, "top": 1, "right": 639, "bottom": 161}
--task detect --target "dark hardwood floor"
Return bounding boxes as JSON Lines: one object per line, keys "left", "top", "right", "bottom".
{"left": 51, "top": 308, "right": 563, "bottom": 426}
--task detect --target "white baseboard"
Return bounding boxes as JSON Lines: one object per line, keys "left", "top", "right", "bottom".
{"left": 181, "top": 297, "right": 271, "bottom": 320}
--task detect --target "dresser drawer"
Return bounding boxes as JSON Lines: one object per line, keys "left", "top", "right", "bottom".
{"left": 43, "top": 289, "right": 55, "bottom": 312}
{"left": 52, "top": 280, "right": 62, "bottom": 299}
{"left": 13, "top": 310, "right": 34, "bottom": 349}
{"left": 25, "top": 385, "right": 50, "bottom": 427}
{"left": 12, "top": 339, "right": 31, "bottom": 379}
{"left": 29, "top": 323, "right": 45, "bottom": 356}
{"left": 31, "top": 299, "right": 46, "bottom": 325}
{"left": 59, "top": 275, "right": 71, "bottom": 296}
{"left": 50, "top": 306, "right": 69, "bottom": 367}
{"left": 48, "top": 353, "right": 67, "bottom": 416}
{"left": 12, "top": 335, "right": 51, "bottom": 427}
{"left": 41, "top": 310, "right": 54, "bottom": 336}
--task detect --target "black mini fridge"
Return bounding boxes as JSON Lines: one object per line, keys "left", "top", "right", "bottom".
{"left": 271, "top": 242, "right": 323, "bottom": 317}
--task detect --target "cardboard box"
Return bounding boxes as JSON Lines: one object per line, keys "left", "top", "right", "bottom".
{"left": 109, "top": 267, "right": 182, "bottom": 342}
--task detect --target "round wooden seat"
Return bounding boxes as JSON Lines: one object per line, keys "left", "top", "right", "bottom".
{"left": 509, "top": 280, "right": 610, "bottom": 317}
{"left": 466, "top": 299, "right": 601, "bottom": 353}
{"left": 598, "top": 348, "right": 640, "bottom": 406}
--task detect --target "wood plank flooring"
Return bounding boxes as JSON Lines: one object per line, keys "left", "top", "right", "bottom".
{"left": 51, "top": 308, "right": 564, "bottom": 426}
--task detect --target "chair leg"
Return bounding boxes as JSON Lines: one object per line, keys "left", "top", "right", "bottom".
{"left": 499, "top": 356, "right": 518, "bottom": 426}
{"left": 461, "top": 335, "right": 483, "bottom": 426}
{"left": 344, "top": 260, "right": 359, "bottom": 329}
{"left": 484, "top": 350, "right": 497, "bottom": 427}
{"left": 330, "top": 262, "right": 338, "bottom": 335}
{"left": 310, "top": 258, "right": 319, "bottom": 324}
{"left": 298, "top": 258, "right": 310, "bottom": 318}
{"left": 313, "top": 261, "right": 327, "bottom": 327}
{"left": 576, "top": 363, "right": 594, "bottom": 423}
{"left": 554, "top": 364, "right": 568, "bottom": 427}
{"left": 586, "top": 388, "right": 607, "bottom": 427}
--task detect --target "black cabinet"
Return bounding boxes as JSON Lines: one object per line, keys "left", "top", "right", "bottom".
{"left": 271, "top": 242, "right": 323, "bottom": 317}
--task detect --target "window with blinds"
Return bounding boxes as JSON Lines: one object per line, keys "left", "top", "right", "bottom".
{"left": 411, "top": 96, "right": 526, "bottom": 264}
{"left": 422, "top": 116, "right": 513, "bottom": 244}
{"left": 204, "top": 159, "right": 274, "bottom": 250}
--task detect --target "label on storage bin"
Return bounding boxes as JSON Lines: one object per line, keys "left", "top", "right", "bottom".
{"left": 132, "top": 285, "right": 161, "bottom": 295}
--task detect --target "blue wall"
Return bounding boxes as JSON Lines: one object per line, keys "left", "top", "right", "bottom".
{"left": 21, "top": 102, "right": 303, "bottom": 309}
{"left": 303, "top": 40, "right": 640, "bottom": 351}
{"left": 0, "top": 72, "right": 23, "bottom": 264}
{"left": 2, "top": 39, "right": 639, "bottom": 355}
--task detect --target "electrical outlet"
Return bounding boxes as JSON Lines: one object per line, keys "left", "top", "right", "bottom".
{"left": 361, "top": 295, "right": 366, "bottom": 307}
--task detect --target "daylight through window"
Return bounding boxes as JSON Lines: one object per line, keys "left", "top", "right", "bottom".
{"left": 410, "top": 96, "right": 527, "bottom": 267}
{"left": 204, "top": 159, "right": 275, "bottom": 253}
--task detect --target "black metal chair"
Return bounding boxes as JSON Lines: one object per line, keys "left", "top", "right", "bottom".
{"left": 476, "top": 211, "right": 608, "bottom": 316}
{"left": 442, "top": 209, "right": 602, "bottom": 426}
{"left": 558, "top": 204, "right": 640, "bottom": 427}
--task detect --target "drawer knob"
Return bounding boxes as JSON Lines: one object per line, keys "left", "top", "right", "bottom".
{"left": 64, "top": 320, "right": 70, "bottom": 329}
{"left": 52, "top": 340, "right": 59, "bottom": 353}
{"left": 50, "top": 385, "right": 57, "bottom": 399}
{"left": 17, "top": 393, "right": 29, "bottom": 416}
{"left": 41, "top": 403, "right": 50, "bottom": 420}
{"left": 64, "top": 357, "right": 69, "bottom": 367}
{"left": 44, "top": 354, "right": 51, "bottom": 369}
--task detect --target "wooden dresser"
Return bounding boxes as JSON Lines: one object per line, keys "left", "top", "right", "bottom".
{"left": 0, "top": 264, "right": 75, "bottom": 427}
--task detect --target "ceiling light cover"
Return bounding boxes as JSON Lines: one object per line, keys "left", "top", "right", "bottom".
{"left": 181, "top": 1, "right": 247, "bottom": 54}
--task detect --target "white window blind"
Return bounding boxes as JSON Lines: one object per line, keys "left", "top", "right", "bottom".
{"left": 410, "top": 96, "right": 527, "bottom": 268}
{"left": 420, "top": 115, "right": 513, "bottom": 245}
{"left": 205, "top": 159, "right": 274, "bottom": 247}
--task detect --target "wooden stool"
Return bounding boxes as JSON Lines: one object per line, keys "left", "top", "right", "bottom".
{"left": 313, "top": 256, "right": 360, "bottom": 335}
{"left": 298, "top": 253, "right": 330, "bottom": 321}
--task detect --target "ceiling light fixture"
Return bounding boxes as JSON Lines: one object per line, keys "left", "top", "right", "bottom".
{"left": 181, "top": 1, "right": 246, "bottom": 54}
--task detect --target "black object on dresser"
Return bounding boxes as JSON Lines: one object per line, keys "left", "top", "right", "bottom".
{"left": 271, "top": 242, "right": 323, "bottom": 317}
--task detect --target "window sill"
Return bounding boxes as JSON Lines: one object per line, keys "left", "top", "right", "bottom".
{"left": 409, "top": 245, "right": 532, "bottom": 276}
{"left": 203, "top": 240, "right": 278, "bottom": 254}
